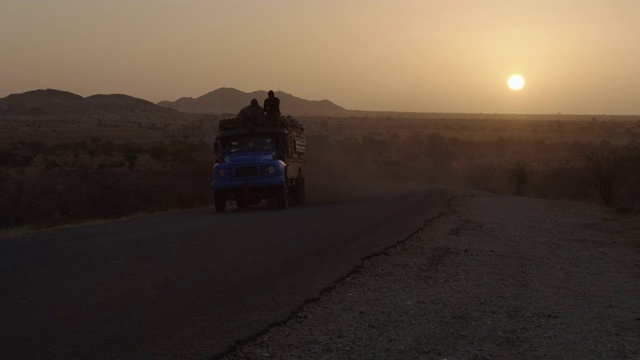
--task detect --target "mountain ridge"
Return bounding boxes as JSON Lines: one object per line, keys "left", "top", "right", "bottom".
{"left": 0, "top": 89, "right": 181, "bottom": 118}
{"left": 157, "top": 88, "right": 349, "bottom": 116}
{"left": 0, "top": 88, "right": 350, "bottom": 118}
{"left": 4, "top": 89, "right": 629, "bottom": 120}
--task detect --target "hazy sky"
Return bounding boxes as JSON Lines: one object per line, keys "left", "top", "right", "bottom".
{"left": 1, "top": 0, "right": 639, "bottom": 114}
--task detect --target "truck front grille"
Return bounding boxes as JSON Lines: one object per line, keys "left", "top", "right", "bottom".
{"left": 234, "top": 166, "right": 260, "bottom": 177}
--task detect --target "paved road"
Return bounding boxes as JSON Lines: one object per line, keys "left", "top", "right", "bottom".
{"left": 0, "top": 189, "right": 456, "bottom": 359}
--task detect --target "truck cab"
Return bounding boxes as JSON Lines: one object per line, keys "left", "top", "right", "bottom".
{"left": 211, "top": 117, "right": 305, "bottom": 212}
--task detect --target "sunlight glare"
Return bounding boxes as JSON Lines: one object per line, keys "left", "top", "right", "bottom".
{"left": 508, "top": 74, "right": 525, "bottom": 91}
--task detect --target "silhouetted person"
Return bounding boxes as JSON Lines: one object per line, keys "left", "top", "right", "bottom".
{"left": 238, "top": 98, "right": 265, "bottom": 125}
{"left": 263, "top": 90, "right": 281, "bottom": 124}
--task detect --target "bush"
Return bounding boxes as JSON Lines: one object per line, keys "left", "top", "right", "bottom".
{"left": 0, "top": 140, "right": 214, "bottom": 229}
{"left": 507, "top": 160, "right": 533, "bottom": 196}
{"left": 579, "top": 143, "right": 628, "bottom": 205}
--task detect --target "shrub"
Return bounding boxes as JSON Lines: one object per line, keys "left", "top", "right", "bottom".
{"left": 579, "top": 143, "right": 628, "bottom": 205}
{"left": 508, "top": 160, "right": 534, "bottom": 196}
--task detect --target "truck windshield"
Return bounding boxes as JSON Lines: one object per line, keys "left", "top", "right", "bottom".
{"left": 225, "top": 135, "right": 275, "bottom": 153}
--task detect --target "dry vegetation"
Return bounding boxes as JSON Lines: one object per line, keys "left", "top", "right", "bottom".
{"left": 300, "top": 115, "right": 640, "bottom": 208}
{"left": 2, "top": 111, "right": 640, "bottom": 229}
{"left": 0, "top": 112, "right": 214, "bottom": 228}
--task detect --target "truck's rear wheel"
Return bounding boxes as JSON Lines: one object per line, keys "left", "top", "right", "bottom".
{"left": 299, "top": 176, "right": 306, "bottom": 205}
{"left": 290, "top": 172, "right": 306, "bottom": 206}
{"left": 214, "top": 190, "right": 227, "bottom": 212}
{"left": 277, "top": 185, "right": 288, "bottom": 209}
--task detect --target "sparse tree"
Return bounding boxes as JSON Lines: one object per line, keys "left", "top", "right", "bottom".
{"left": 508, "top": 160, "right": 533, "bottom": 196}
{"left": 122, "top": 143, "right": 141, "bottom": 170}
{"left": 580, "top": 143, "right": 628, "bottom": 205}
{"left": 622, "top": 140, "right": 640, "bottom": 207}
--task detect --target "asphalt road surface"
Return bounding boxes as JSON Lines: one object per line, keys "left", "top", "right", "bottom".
{"left": 0, "top": 189, "right": 456, "bottom": 359}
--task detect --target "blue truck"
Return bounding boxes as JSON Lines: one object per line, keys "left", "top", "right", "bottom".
{"left": 211, "top": 117, "right": 306, "bottom": 212}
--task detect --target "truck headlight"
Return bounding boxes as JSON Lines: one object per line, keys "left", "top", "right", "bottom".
{"left": 267, "top": 166, "right": 276, "bottom": 174}
{"left": 217, "top": 169, "right": 226, "bottom": 177}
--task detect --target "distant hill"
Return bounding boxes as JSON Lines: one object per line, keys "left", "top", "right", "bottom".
{"left": 0, "top": 89, "right": 183, "bottom": 119}
{"left": 157, "top": 88, "right": 350, "bottom": 116}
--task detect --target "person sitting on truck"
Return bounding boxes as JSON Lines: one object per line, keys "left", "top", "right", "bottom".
{"left": 238, "top": 99, "right": 266, "bottom": 126}
{"left": 263, "top": 90, "right": 281, "bottom": 125}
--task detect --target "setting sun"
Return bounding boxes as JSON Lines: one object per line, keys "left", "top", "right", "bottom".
{"left": 508, "top": 74, "right": 525, "bottom": 91}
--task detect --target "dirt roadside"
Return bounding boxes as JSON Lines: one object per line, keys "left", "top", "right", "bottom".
{"left": 222, "top": 192, "right": 640, "bottom": 360}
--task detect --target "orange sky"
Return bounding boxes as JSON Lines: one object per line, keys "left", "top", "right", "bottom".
{"left": 1, "top": 0, "right": 639, "bottom": 114}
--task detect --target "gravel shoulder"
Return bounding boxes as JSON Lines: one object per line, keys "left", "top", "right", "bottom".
{"left": 223, "top": 192, "right": 640, "bottom": 360}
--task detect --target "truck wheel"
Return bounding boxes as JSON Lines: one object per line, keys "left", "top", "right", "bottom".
{"left": 289, "top": 182, "right": 299, "bottom": 206}
{"left": 277, "top": 185, "right": 288, "bottom": 209}
{"left": 290, "top": 171, "right": 305, "bottom": 206}
{"left": 299, "top": 176, "right": 306, "bottom": 205}
{"left": 236, "top": 197, "right": 248, "bottom": 210}
{"left": 214, "top": 190, "right": 227, "bottom": 213}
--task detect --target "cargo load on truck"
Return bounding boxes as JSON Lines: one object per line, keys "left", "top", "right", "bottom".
{"left": 211, "top": 116, "right": 306, "bottom": 212}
